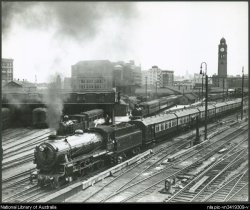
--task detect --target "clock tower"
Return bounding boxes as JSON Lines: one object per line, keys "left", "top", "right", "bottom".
{"left": 218, "top": 37, "right": 227, "bottom": 77}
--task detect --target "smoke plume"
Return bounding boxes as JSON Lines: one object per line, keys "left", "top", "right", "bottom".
{"left": 2, "top": 2, "right": 138, "bottom": 42}
{"left": 43, "top": 74, "right": 63, "bottom": 131}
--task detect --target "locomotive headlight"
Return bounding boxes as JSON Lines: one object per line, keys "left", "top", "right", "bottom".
{"left": 39, "top": 145, "right": 45, "bottom": 152}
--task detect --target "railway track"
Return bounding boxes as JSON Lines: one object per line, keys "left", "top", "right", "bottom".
{"left": 226, "top": 183, "right": 248, "bottom": 202}
{"left": 3, "top": 119, "right": 221, "bottom": 203}
{"left": 2, "top": 129, "right": 49, "bottom": 147}
{"left": 2, "top": 114, "right": 245, "bottom": 203}
{"left": 78, "top": 137, "right": 193, "bottom": 202}
{"left": 101, "top": 129, "right": 247, "bottom": 202}
{"left": 3, "top": 131, "right": 51, "bottom": 156}
{"left": 3, "top": 185, "right": 41, "bottom": 202}
{"left": 166, "top": 140, "right": 248, "bottom": 202}
{"left": 2, "top": 169, "right": 33, "bottom": 190}
{"left": 65, "top": 122, "right": 247, "bottom": 202}
{"left": 2, "top": 154, "right": 34, "bottom": 170}
{"left": 202, "top": 169, "right": 248, "bottom": 202}
{"left": 2, "top": 128, "right": 31, "bottom": 141}
{"left": 4, "top": 163, "right": 115, "bottom": 203}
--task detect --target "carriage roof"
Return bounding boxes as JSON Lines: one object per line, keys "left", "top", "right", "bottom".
{"left": 132, "top": 113, "right": 177, "bottom": 126}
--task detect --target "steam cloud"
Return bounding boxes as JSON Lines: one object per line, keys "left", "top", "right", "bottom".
{"left": 2, "top": 2, "right": 138, "bottom": 42}
{"left": 43, "top": 74, "right": 63, "bottom": 131}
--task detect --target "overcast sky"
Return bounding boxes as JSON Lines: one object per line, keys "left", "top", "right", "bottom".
{"left": 2, "top": 1, "right": 248, "bottom": 83}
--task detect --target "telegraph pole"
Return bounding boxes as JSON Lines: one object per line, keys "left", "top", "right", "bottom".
{"left": 241, "top": 67, "right": 244, "bottom": 120}
{"left": 145, "top": 76, "right": 148, "bottom": 101}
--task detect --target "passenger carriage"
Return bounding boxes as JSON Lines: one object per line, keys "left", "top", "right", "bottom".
{"left": 143, "top": 100, "right": 160, "bottom": 115}
{"left": 151, "top": 113, "right": 178, "bottom": 140}
{"left": 225, "top": 100, "right": 241, "bottom": 111}
{"left": 129, "top": 118, "right": 155, "bottom": 147}
{"left": 197, "top": 105, "right": 216, "bottom": 122}
{"left": 214, "top": 102, "right": 229, "bottom": 118}
{"left": 159, "top": 97, "right": 169, "bottom": 109}
{"left": 174, "top": 108, "right": 200, "bottom": 130}
{"left": 81, "top": 109, "right": 104, "bottom": 128}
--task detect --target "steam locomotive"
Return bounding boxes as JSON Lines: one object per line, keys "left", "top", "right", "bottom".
{"left": 32, "top": 108, "right": 106, "bottom": 135}
{"left": 56, "top": 109, "right": 106, "bottom": 135}
{"left": 34, "top": 123, "right": 141, "bottom": 188}
{"left": 131, "top": 95, "right": 181, "bottom": 119}
{"left": 33, "top": 99, "right": 242, "bottom": 188}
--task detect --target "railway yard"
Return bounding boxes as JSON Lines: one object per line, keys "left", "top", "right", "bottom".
{"left": 1, "top": 108, "right": 249, "bottom": 203}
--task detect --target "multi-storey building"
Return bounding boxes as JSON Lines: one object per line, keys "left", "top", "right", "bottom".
{"left": 141, "top": 66, "right": 174, "bottom": 88}
{"left": 71, "top": 60, "right": 113, "bottom": 91}
{"left": 2, "top": 58, "right": 13, "bottom": 86}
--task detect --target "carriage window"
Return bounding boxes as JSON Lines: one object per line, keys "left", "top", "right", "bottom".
{"left": 155, "top": 125, "right": 159, "bottom": 133}
{"left": 159, "top": 124, "right": 162, "bottom": 131}
{"left": 165, "top": 122, "right": 168, "bottom": 129}
{"left": 161, "top": 123, "right": 165, "bottom": 130}
{"left": 169, "top": 122, "right": 171, "bottom": 128}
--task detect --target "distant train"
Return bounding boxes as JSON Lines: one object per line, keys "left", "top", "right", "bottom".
{"left": 57, "top": 109, "right": 106, "bottom": 135}
{"left": 32, "top": 108, "right": 106, "bottom": 135}
{"left": 131, "top": 95, "right": 181, "bottom": 119}
{"left": 33, "top": 98, "right": 242, "bottom": 188}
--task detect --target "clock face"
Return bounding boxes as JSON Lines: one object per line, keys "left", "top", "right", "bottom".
{"left": 220, "top": 47, "right": 225, "bottom": 52}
